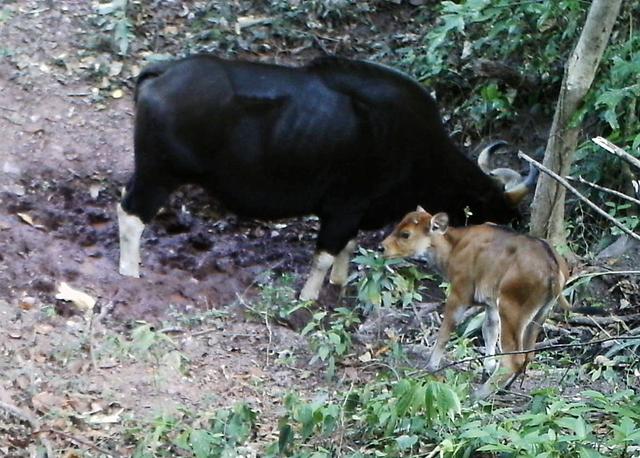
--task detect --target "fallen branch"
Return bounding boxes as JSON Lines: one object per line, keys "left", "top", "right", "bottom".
{"left": 432, "top": 334, "right": 640, "bottom": 374}
{"left": 567, "top": 175, "right": 640, "bottom": 206}
{"left": 45, "top": 428, "right": 120, "bottom": 457}
{"left": 473, "top": 59, "right": 540, "bottom": 91}
{"left": 593, "top": 136, "right": 640, "bottom": 171}
{"left": 519, "top": 152, "right": 640, "bottom": 242}
{"left": 568, "top": 313, "right": 640, "bottom": 327}
{"left": 0, "top": 401, "right": 54, "bottom": 457}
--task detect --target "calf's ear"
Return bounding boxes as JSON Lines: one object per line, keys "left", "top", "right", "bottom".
{"left": 430, "top": 212, "right": 449, "bottom": 234}
{"left": 416, "top": 205, "right": 427, "bottom": 213}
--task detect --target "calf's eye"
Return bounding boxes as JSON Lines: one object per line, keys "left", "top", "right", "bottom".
{"left": 399, "top": 231, "right": 411, "bottom": 239}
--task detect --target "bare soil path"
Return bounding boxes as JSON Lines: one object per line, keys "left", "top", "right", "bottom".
{"left": 0, "top": 3, "right": 359, "bottom": 455}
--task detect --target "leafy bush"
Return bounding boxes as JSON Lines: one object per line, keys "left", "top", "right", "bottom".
{"left": 400, "top": 0, "right": 640, "bottom": 247}
{"left": 267, "top": 375, "right": 640, "bottom": 457}
{"left": 129, "top": 403, "right": 257, "bottom": 457}
{"left": 353, "top": 248, "right": 434, "bottom": 311}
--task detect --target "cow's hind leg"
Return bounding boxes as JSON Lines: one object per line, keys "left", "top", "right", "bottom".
{"left": 300, "top": 215, "right": 360, "bottom": 301}
{"left": 300, "top": 251, "right": 335, "bottom": 301}
{"left": 329, "top": 239, "right": 357, "bottom": 287}
{"left": 118, "top": 202, "right": 145, "bottom": 277}
{"left": 118, "top": 174, "right": 173, "bottom": 277}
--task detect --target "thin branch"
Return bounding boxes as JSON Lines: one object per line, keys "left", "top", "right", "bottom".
{"left": 519, "top": 152, "right": 640, "bottom": 242}
{"left": 0, "top": 401, "right": 54, "bottom": 457}
{"left": 89, "top": 301, "right": 114, "bottom": 372}
{"left": 566, "top": 270, "right": 640, "bottom": 286}
{"left": 45, "top": 428, "right": 120, "bottom": 457}
{"left": 568, "top": 313, "right": 640, "bottom": 327}
{"left": 567, "top": 175, "right": 640, "bottom": 206}
{"left": 432, "top": 334, "right": 640, "bottom": 374}
{"left": 593, "top": 136, "right": 640, "bottom": 171}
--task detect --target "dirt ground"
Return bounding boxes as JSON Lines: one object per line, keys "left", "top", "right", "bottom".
{"left": 0, "top": 2, "right": 361, "bottom": 455}
{"left": 1, "top": 1, "right": 638, "bottom": 456}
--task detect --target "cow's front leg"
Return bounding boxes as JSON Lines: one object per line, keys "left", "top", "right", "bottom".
{"left": 329, "top": 239, "right": 356, "bottom": 286}
{"left": 117, "top": 203, "right": 145, "bottom": 277}
{"left": 300, "top": 252, "right": 335, "bottom": 301}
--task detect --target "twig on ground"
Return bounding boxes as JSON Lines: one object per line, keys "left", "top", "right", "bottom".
{"left": 45, "top": 428, "right": 120, "bottom": 457}
{"left": 567, "top": 313, "right": 640, "bottom": 327}
{"left": 567, "top": 175, "right": 640, "bottom": 206}
{"left": 0, "top": 401, "right": 54, "bottom": 457}
{"left": 432, "top": 334, "right": 640, "bottom": 374}
{"left": 190, "top": 327, "right": 219, "bottom": 338}
{"left": 2, "top": 115, "right": 23, "bottom": 125}
{"left": 519, "top": 152, "right": 640, "bottom": 242}
{"left": 473, "top": 58, "right": 540, "bottom": 91}
{"left": 158, "top": 326, "right": 185, "bottom": 334}
{"left": 363, "top": 361, "right": 401, "bottom": 381}
{"left": 264, "top": 308, "right": 273, "bottom": 368}
{"left": 593, "top": 136, "right": 640, "bottom": 171}
{"left": 411, "top": 302, "right": 432, "bottom": 345}
{"left": 89, "top": 301, "right": 114, "bottom": 372}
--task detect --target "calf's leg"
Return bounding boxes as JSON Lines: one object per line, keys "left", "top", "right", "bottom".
{"left": 475, "top": 298, "right": 529, "bottom": 399}
{"left": 427, "top": 290, "right": 470, "bottom": 371}
{"left": 482, "top": 302, "right": 501, "bottom": 376}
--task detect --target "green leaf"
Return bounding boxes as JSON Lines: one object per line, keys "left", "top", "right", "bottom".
{"left": 190, "top": 429, "right": 212, "bottom": 458}
{"left": 396, "top": 434, "right": 418, "bottom": 450}
{"left": 278, "top": 420, "right": 294, "bottom": 455}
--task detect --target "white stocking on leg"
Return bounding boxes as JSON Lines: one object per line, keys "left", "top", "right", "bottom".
{"left": 299, "top": 251, "right": 335, "bottom": 301}
{"left": 117, "top": 203, "right": 145, "bottom": 277}
{"left": 329, "top": 240, "right": 356, "bottom": 286}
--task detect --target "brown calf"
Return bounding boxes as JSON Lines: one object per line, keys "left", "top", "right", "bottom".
{"left": 382, "top": 206, "right": 571, "bottom": 398}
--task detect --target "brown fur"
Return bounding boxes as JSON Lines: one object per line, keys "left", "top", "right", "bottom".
{"left": 382, "top": 207, "right": 571, "bottom": 397}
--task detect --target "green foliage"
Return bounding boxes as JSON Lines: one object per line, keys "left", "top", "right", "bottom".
{"left": 94, "top": 0, "right": 134, "bottom": 55}
{"left": 401, "top": 0, "right": 587, "bottom": 130}
{"left": 129, "top": 403, "right": 257, "bottom": 457}
{"left": 269, "top": 374, "right": 465, "bottom": 456}
{"left": 401, "top": 0, "right": 640, "bottom": 247}
{"left": 301, "top": 307, "right": 361, "bottom": 380}
{"left": 353, "top": 248, "right": 434, "bottom": 311}
{"left": 267, "top": 374, "right": 640, "bottom": 457}
{"left": 247, "top": 272, "right": 310, "bottom": 322}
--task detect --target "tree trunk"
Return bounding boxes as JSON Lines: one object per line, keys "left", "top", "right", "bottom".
{"left": 529, "top": 0, "right": 623, "bottom": 247}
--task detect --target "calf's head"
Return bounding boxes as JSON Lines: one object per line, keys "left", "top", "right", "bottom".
{"left": 382, "top": 206, "right": 450, "bottom": 262}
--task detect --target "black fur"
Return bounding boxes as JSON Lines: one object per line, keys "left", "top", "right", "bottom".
{"left": 122, "top": 55, "right": 521, "bottom": 255}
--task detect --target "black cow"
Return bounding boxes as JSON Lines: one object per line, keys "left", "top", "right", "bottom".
{"left": 117, "top": 55, "right": 537, "bottom": 300}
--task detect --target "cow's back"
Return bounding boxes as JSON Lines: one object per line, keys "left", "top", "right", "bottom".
{"left": 133, "top": 56, "right": 423, "bottom": 220}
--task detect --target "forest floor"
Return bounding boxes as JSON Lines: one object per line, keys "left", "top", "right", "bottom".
{"left": 1, "top": 1, "right": 638, "bottom": 456}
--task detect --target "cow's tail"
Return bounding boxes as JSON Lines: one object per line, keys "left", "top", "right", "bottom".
{"left": 134, "top": 61, "right": 173, "bottom": 102}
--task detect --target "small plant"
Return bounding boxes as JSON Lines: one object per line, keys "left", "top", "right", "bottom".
{"left": 95, "top": 0, "right": 134, "bottom": 56}
{"left": 301, "top": 307, "right": 360, "bottom": 380}
{"left": 245, "top": 272, "right": 311, "bottom": 323}
{"left": 129, "top": 403, "right": 257, "bottom": 457}
{"left": 353, "top": 248, "right": 433, "bottom": 312}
